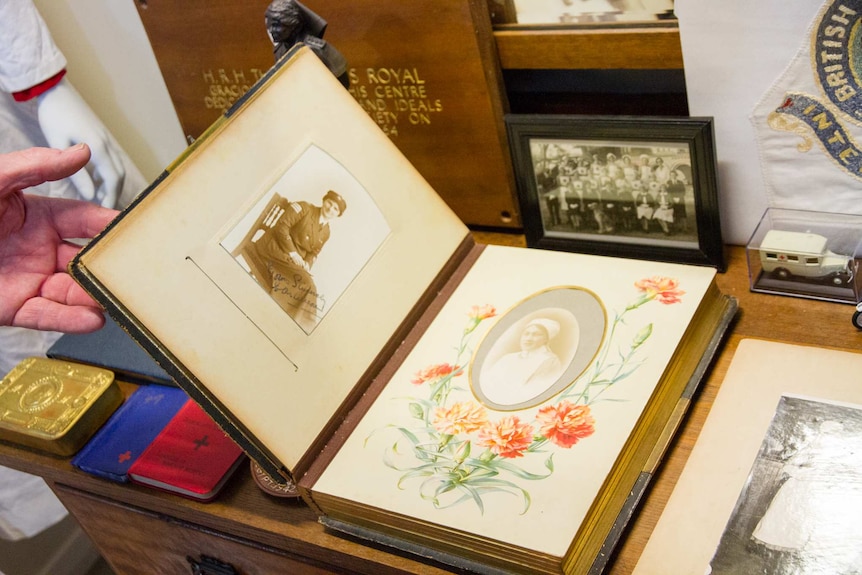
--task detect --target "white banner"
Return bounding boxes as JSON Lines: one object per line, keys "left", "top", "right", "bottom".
{"left": 676, "top": 0, "right": 842, "bottom": 244}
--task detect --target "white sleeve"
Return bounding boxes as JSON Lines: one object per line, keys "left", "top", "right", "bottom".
{"left": 0, "top": 0, "right": 66, "bottom": 93}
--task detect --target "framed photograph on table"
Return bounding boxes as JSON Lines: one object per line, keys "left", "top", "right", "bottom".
{"left": 506, "top": 115, "right": 724, "bottom": 270}
{"left": 488, "top": 0, "right": 676, "bottom": 26}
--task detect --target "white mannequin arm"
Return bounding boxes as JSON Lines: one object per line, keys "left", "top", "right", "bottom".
{"left": 36, "top": 78, "right": 124, "bottom": 208}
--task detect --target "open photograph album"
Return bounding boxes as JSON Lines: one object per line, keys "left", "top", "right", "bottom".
{"left": 71, "top": 46, "right": 735, "bottom": 574}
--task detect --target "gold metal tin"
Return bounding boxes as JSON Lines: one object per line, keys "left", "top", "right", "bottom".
{"left": 0, "top": 357, "right": 123, "bottom": 456}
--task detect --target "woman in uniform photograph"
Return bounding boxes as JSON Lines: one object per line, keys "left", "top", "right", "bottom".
{"left": 253, "top": 190, "right": 347, "bottom": 331}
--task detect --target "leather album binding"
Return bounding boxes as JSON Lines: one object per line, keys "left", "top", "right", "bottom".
{"left": 71, "top": 46, "right": 736, "bottom": 574}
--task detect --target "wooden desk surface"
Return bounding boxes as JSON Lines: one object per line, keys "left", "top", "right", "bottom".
{"left": 1, "top": 237, "right": 859, "bottom": 574}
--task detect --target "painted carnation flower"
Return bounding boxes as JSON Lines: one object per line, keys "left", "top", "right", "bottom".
{"left": 464, "top": 304, "right": 497, "bottom": 335}
{"left": 432, "top": 401, "right": 489, "bottom": 435}
{"left": 411, "top": 363, "right": 459, "bottom": 386}
{"left": 536, "top": 401, "right": 596, "bottom": 449}
{"left": 634, "top": 276, "right": 685, "bottom": 304}
{"left": 468, "top": 304, "right": 496, "bottom": 321}
{"left": 476, "top": 416, "right": 535, "bottom": 459}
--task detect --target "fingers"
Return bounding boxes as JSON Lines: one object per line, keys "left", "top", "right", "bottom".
{"left": 40, "top": 272, "right": 99, "bottom": 308}
{"left": 27, "top": 194, "right": 118, "bottom": 241}
{"left": 0, "top": 145, "right": 91, "bottom": 197}
{"left": 11, "top": 273, "right": 106, "bottom": 333}
{"left": 0, "top": 262, "right": 105, "bottom": 333}
{"left": 56, "top": 242, "right": 83, "bottom": 272}
{"left": 13, "top": 297, "right": 105, "bottom": 334}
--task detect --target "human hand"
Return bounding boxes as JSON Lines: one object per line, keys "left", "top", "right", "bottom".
{"left": 289, "top": 251, "right": 308, "bottom": 270}
{"left": 0, "top": 145, "right": 118, "bottom": 333}
{"left": 36, "top": 79, "right": 125, "bottom": 208}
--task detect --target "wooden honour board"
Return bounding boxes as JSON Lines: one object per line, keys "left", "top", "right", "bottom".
{"left": 134, "top": 0, "right": 520, "bottom": 229}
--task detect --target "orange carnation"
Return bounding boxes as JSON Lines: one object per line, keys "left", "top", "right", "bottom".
{"left": 476, "top": 416, "right": 535, "bottom": 459}
{"left": 411, "top": 363, "right": 459, "bottom": 386}
{"left": 634, "top": 276, "right": 685, "bottom": 304}
{"left": 536, "top": 401, "right": 596, "bottom": 449}
{"left": 432, "top": 402, "right": 489, "bottom": 435}
{"left": 468, "top": 304, "right": 496, "bottom": 321}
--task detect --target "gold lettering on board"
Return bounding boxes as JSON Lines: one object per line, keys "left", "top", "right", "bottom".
{"left": 201, "top": 68, "right": 268, "bottom": 113}
{"left": 347, "top": 67, "right": 444, "bottom": 137}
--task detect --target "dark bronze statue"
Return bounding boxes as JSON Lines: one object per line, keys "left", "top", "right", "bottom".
{"left": 265, "top": 0, "right": 349, "bottom": 88}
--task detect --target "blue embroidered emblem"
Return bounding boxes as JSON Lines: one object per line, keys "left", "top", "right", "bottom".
{"left": 812, "top": 1, "right": 862, "bottom": 121}
{"left": 773, "top": 93, "right": 862, "bottom": 178}
{"left": 768, "top": 1, "right": 862, "bottom": 180}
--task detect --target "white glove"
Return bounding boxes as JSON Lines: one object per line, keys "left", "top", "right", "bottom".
{"left": 36, "top": 78, "right": 124, "bottom": 208}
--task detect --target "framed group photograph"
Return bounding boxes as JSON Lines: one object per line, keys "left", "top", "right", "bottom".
{"left": 506, "top": 114, "right": 724, "bottom": 270}
{"left": 489, "top": 0, "right": 676, "bottom": 26}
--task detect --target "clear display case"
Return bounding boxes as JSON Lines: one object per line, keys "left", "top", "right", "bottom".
{"left": 746, "top": 208, "right": 862, "bottom": 304}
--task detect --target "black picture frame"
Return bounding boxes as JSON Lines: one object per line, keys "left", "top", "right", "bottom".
{"left": 506, "top": 115, "right": 724, "bottom": 271}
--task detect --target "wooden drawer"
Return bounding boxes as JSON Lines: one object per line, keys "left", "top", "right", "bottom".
{"left": 52, "top": 484, "right": 340, "bottom": 575}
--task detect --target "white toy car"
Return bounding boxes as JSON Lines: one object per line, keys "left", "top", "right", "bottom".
{"left": 759, "top": 230, "right": 853, "bottom": 286}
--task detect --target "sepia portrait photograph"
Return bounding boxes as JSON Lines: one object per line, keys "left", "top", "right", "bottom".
{"left": 471, "top": 288, "right": 606, "bottom": 411}
{"left": 709, "top": 395, "right": 862, "bottom": 575}
{"left": 220, "top": 145, "right": 390, "bottom": 334}
{"left": 507, "top": 115, "right": 723, "bottom": 269}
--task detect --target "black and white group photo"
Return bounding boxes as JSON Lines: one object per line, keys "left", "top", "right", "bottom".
{"left": 530, "top": 139, "right": 698, "bottom": 247}
{"left": 512, "top": 0, "right": 675, "bottom": 25}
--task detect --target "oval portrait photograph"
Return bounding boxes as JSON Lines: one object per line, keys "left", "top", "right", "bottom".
{"left": 470, "top": 287, "right": 606, "bottom": 411}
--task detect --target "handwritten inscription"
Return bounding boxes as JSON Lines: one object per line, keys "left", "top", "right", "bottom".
{"left": 271, "top": 270, "right": 326, "bottom": 314}
{"left": 201, "top": 68, "right": 268, "bottom": 113}
{"left": 348, "top": 67, "right": 443, "bottom": 137}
